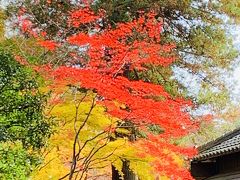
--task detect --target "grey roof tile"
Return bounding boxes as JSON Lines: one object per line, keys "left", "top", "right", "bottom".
{"left": 193, "top": 128, "right": 240, "bottom": 161}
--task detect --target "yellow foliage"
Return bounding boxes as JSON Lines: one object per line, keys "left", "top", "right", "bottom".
{"left": 172, "top": 153, "right": 184, "bottom": 167}
{"left": 159, "top": 176, "right": 170, "bottom": 180}
{"left": 32, "top": 90, "right": 137, "bottom": 179}
{"left": 32, "top": 89, "right": 168, "bottom": 179}
{"left": 0, "top": 10, "right": 5, "bottom": 42}
{"left": 115, "top": 128, "right": 131, "bottom": 135}
{"left": 31, "top": 148, "right": 69, "bottom": 180}
{"left": 130, "top": 158, "right": 155, "bottom": 180}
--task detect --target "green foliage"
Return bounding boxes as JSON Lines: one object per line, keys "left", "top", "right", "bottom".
{"left": 219, "top": 0, "right": 240, "bottom": 21}
{"left": 0, "top": 142, "right": 41, "bottom": 180}
{"left": 198, "top": 86, "right": 229, "bottom": 108}
{"left": 0, "top": 49, "right": 52, "bottom": 148}
{"left": 0, "top": 11, "right": 53, "bottom": 179}
{"left": 179, "top": 120, "right": 240, "bottom": 147}
{"left": 0, "top": 37, "right": 55, "bottom": 65}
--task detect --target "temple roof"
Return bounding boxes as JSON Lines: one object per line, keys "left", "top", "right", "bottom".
{"left": 193, "top": 127, "right": 240, "bottom": 161}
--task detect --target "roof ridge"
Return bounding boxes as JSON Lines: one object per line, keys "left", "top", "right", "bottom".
{"left": 198, "top": 126, "right": 240, "bottom": 153}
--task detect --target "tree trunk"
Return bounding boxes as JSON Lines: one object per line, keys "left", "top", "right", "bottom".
{"left": 112, "top": 165, "right": 121, "bottom": 180}
{"left": 112, "top": 161, "right": 137, "bottom": 180}
{"left": 122, "top": 160, "right": 137, "bottom": 180}
{"left": 112, "top": 127, "right": 137, "bottom": 180}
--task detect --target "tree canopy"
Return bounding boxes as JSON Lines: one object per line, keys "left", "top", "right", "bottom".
{"left": 7, "top": 0, "right": 240, "bottom": 107}
{"left": 9, "top": 3, "right": 199, "bottom": 179}
{"left": 1, "top": 0, "right": 240, "bottom": 179}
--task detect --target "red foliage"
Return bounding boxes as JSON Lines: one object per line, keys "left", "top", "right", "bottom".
{"left": 49, "top": 67, "right": 195, "bottom": 138}
{"left": 141, "top": 134, "right": 197, "bottom": 179}
{"left": 69, "top": 7, "right": 101, "bottom": 27}
{"left": 15, "top": 55, "right": 29, "bottom": 65}
{"left": 21, "top": 5, "right": 198, "bottom": 179}
{"left": 37, "top": 40, "right": 59, "bottom": 51}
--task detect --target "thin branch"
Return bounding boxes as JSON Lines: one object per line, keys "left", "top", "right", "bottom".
{"left": 69, "top": 96, "right": 96, "bottom": 180}
{"left": 38, "top": 158, "right": 55, "bottom": 171}
{"left": 76, "top": 131, "right": 107, "bottom": 160}
{"left": 77, "top": 126, "right": 114, "bottom": 180}
{"left": 73, "top": 92, "right": 88, "bottom": 155}
{"left": 78, "top": 138, "right": 110, "bottom": 180}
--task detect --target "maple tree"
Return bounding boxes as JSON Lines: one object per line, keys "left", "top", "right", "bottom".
{"left": 32, "top": 88, "right": 159, "bottom": 180}
{"left": 7, "top": 0, "right": 240, "bottom": 109}
{"left": 9, "top": 2, "right": 200, "bottom": 179}
{"left": 31, "top": 86, "right": 192, "bottom": 180}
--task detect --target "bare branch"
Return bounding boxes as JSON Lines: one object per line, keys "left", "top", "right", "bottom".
{"left": 69, "top": 96, "right": 96, "bottom": 180}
